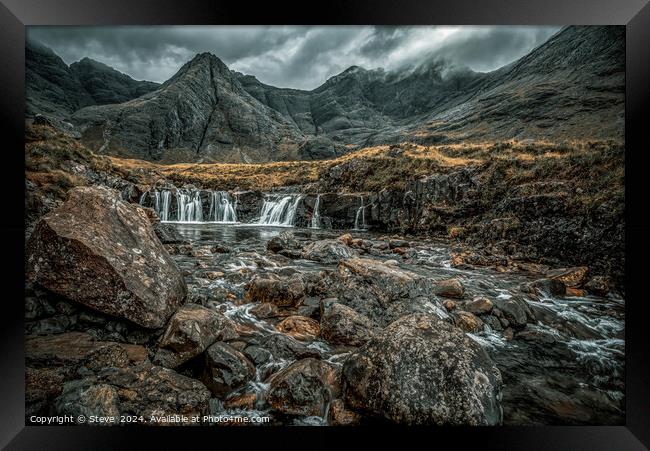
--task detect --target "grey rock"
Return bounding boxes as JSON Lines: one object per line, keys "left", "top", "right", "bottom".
{"left": 154, "top": 304, "right": 237, "bottom": 368}
{"left": 25, "top": 186, "right": 187, "bottom": 329}
{"left": 202, "top": 342, "right": 255, "bottom": 397}
{"left": 342, "top": 313, "right": 503, "bottom": 425}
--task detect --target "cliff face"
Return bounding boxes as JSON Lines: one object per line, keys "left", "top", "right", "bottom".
{"left": 28, "top": 26, "right": 624, "bottom": 163}
{"left": 70, "top": 54, "right": 337, "bottom": 163}
{"left": 69, "top": 58, "right": 160, "bottom": 105}
{"left": 26, "top": 40, "right": 159, "bottom": 120}
{"left": 26, "top": 40, "right": 96, "bottom": 119}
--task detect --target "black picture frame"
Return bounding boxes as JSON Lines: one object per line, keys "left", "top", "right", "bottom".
{"left": 1, "top": 0, "right": 648, "bottom": 448}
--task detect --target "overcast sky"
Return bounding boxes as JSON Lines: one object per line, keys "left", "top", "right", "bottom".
{"left": 27, "top": 26, "right": 561, "bottom": 90}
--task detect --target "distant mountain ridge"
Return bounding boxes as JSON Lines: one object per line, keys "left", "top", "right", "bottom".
{"left": 26, "top": 39, "right": 160, "bottom": 120}
{"left": 26, "top": 26, "right": 624, "bottom": 163}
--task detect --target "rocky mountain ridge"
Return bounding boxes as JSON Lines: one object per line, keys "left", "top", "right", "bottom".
{"left": 26, "top": 26, "right": 624, "bottom": 163}
{"left": 26, "top": 39, "right": 160, "bottom": 120}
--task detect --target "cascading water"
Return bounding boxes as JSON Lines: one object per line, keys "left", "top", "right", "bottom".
{"left": 139, "top": 192, "right": 147, "bottom": 205}
{"left": 208, "top": 191, "right": 237, "bottom": 223}
{"left": 354, "top": 195, "right": 367, "bottom": 230}
{"left": 179, "top": 191, "right": 204, "bottom": 222}
{"left": 311, "top": 194, "right": 321, "bottom": 229}
{"left": 160, "top": 191, "right": 171, "bottom": 221}
{"left": 257, "top": 195, "right": 303, "bottom": 226}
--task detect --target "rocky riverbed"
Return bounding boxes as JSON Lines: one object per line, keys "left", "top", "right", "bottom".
{"left": 24, "top": 187, "right": 624, "bottom": 426}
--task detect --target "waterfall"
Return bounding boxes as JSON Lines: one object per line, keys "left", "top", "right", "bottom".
{"left": 176, "top": 191, "right": 203, "bottom": 222}
{"left": 139, "top": 192, "right": 147, "bottom": 205}
{"left": 354, "top": 196, "right": 367, "bottom": 230}
{"left": 257, "top": 195, "right": 303, "bottom": 226}
{"left": 154, "top": 191, "right": 161, "bottom": 215}
{"left": 160, "top": 191, "right": 171, "bottom": 221}
{"left": 311, "top": 194, "right": 321, "bottom": 229}
{"left": 208, "top": 191, "right": 237, "bottom": 223}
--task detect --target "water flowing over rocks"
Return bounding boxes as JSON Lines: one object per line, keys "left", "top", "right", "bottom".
{"left": 26, "top": 186, "right": 187, "bottom": 328}
{"left": 342, "top": 314, "right": 503, "bottom": 425}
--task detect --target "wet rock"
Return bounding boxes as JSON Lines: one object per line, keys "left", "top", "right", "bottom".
{"left": 301, "top": 239, "right": 358, "bottom": 264}
{"left": 453, "top": 311, "right": 484, "bottom": 333}
{"left": 389, "top": 239, "right": 410, "bottom": 249}
{"left": 320, "top": 300, "right": 374, "bottom": 347}
{"left": 492, "top": 297, "right": 531, "bottom": 329}
{"left": 464, "top": 297, "right": 494, "bottom": 315}
{"left": 26, "top": 332, "right": 130, "bottom": 371}
{"left": 54, "top": 382, "right": 120, "bottom": 420}
{"left": 54, "top": 363, "right": 211, "bottom": 420}
{"left": 267, "top": 231, "right": 302, "bottom": 258}
{"left": 153, "top": 222, "right": 188, "bottom": 244}
{"left": 202, "top": 342, "right": 255, "bottom": 398}
{"left": 328, "top": 399, "right": 361, "bottom": 426}
{"left": 249, "top": 302, "right": 281, "bottom": 319}
{"left": 442, "top": 300, "right": 457, "bottom": 311}
{"left": 154, "top": 304, "right": 237, "bottom": 368}
{"left": 337, "top": 233, "right": 353, "bottom": 245}
{"left": 566, "top": 287, "right": 587, "bottom": 297}
{"left": 342, "top": 314, "right": 503, "bottom": 425}
{"left": 210, "top": 243, "right": 231, "bottom": 254}
{"left": 265, "top": 358, "right": 339, "bottom": 417}
{"left": 276, "top": 316, "right": 320, "bottom": 341}
{"left": 297, "top": 296, "right": 321, "bottom": 319}
{"left": 245, "top": 273, "right": 305, "bottom": 307}
{"left": 482, "top": 315, "right": 503, "bottom": 332}
{"left": 205, "top": 271, "right": 225, "bottom": 280}
{"left": 243, "top": 345, "right": 273, "bottom": 366}
{"left": 524, "top": 278, "right": 566, "bottom": 297}
{"left": 26, "top": 186, "right": 187, "bottom": 329}
{"left": 322, "top": 257, "right": 442, "bottom": 327}
{"left": 261, "top": 334, "right": 321, "bottom": 361}
{"left": 224, "top": 393, "right": 258, "bottom": 410}
{"left": 26, "top": 366, "right": 71, "bottom": 415}
{"left": 433, "top": 278, "right": 465, "bottom": 298}
{"left": 584, "top": 276, "right": 610, "bottom": 296}
{"left": 25, "top": 315, "right": 77, "bottom": 335}
{"left": 546, "top": 266, "right": 589, "bottom": 288}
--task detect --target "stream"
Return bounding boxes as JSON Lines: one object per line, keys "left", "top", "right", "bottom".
{"left": 167, "top": 222, "right": 625, "bottom": 425}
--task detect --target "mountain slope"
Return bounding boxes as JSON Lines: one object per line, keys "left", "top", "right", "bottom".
{"left": 26, "top": 40, "right": 96, "bottom": 119}
{"left": 69, "top": 57, "right": 160, "bottom": 105}
{"left": 402, "top": 26, "right": 625, "bottom": 144}
{"left": 26, "top": 40, "right": 160, "bottom": 120}
{"left": 71, "top": 54, "right": 340, "bottom": 163}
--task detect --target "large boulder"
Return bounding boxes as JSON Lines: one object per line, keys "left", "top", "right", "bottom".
{"left": 26, "top": 186, "right": 187, "bottom": 328}
{"left": 53, "top": 363, "right": 211, "bottom": 421}
{"left": 265, "top": 358, "right": 339, "bottom": 417}
{"left": 201, "top": 342, "right": 255, "bottom": 398}
{"left": 342, "top": 314, "right": 503, "bottom": 425}
{"left": 301, "top": 239, "right": 358, "bottom": 264}
{"left": 319, "top": 258, "right": 444, "bottom": 327}
{"left": 319, "top": 300, "right": 374, "bottom": 347}
{"left": 154, "top": 304, "right": 237, "bottom": 368}
{"left": 267, "top": 231, "right": 302, "bottom": 258}
{"left": 245, "top": 273, "right": 305, "bottom": 307}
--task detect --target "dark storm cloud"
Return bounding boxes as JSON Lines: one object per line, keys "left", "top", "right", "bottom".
{"left": 26, "top": 26, "right": 560, "bottom": 90}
